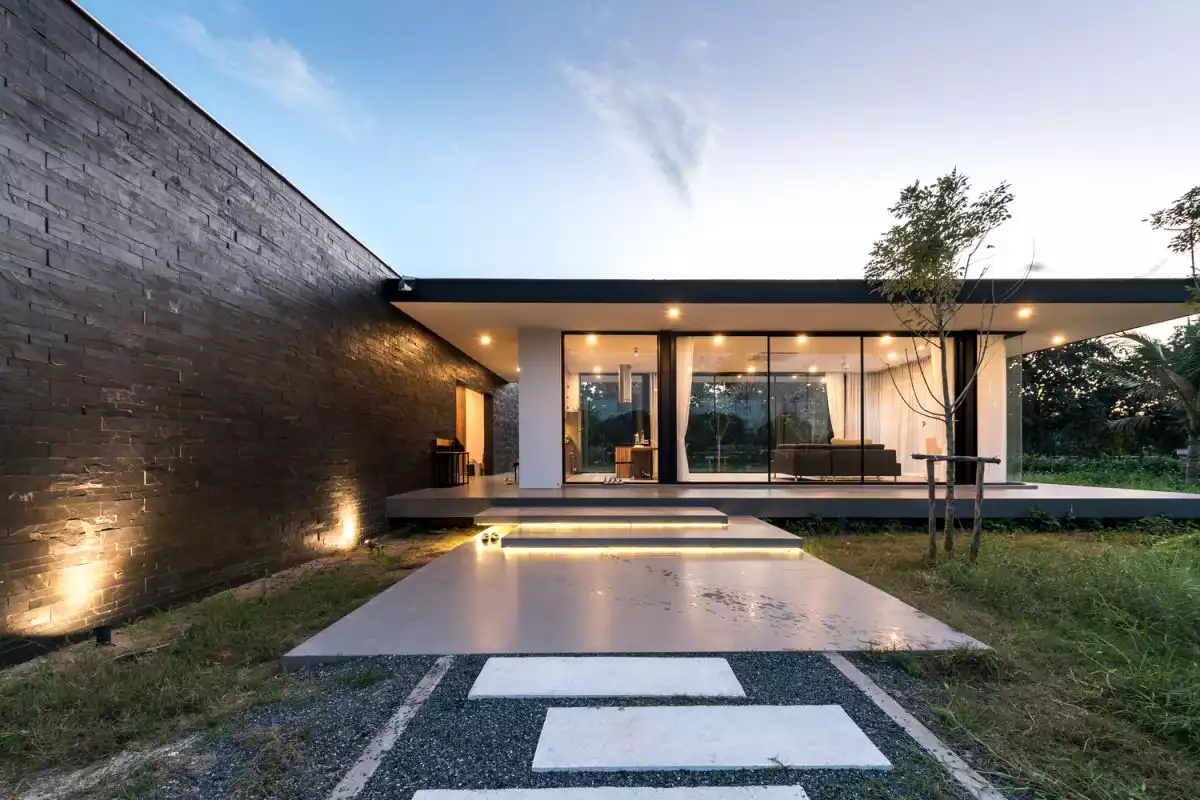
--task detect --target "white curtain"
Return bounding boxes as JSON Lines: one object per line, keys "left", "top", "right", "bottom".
{"left": 825, "top": 373, "right": 844, "bottom": 439}
{"left": 676, "top": 337, "right": 694, "bottom": 482}
{"left": 868, "top": 356, "right": 946, "bottom": 477}
{"left": 842, "top": 372, "right": 863, "bottom": 440}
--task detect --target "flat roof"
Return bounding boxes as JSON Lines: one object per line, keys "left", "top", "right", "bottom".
{"left": 383, "top": 277, "right": 1192, "bottom": 305}
{"left": 386, "top": 278, "right": 1193, "bottom": 381}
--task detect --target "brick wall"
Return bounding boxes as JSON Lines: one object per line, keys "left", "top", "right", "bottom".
{"left": 0, "top": 0, "right": 505, "bottom": 655}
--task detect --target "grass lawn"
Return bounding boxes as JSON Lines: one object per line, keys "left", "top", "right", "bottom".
{"left": 1025, "top": 471, "right": 1200, "bottom": 493}
{"left": 0, "top": 529, "right": 474, "bottom": 795}
{"left": 808, "top": 530, "right": 1200, "bottom": 800}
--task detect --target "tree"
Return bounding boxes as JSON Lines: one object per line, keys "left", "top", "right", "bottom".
{"left": 1105, "top": 328, "right": 1200, "bottom": 483}
{"left": 1148, "top": 186, "right": 1200, "bottom": 289}
{"left": 864, "top": 169, "right": 1016, "bottom": 559}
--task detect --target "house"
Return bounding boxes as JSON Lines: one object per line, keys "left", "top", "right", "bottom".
{"left": 387, "top": 277, "right": 1192, "bottom": 488}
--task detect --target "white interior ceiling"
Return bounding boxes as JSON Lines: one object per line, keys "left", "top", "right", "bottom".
{"left": 395, "top": 300, "right": 1191, "bottom": 381}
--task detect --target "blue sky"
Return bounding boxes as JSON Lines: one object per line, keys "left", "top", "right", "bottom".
{"left": 81, "top": 0, "right": 1200, "bottom": 281}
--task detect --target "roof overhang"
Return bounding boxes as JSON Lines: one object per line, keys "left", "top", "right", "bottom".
{"left": 385, "top": 278, "right": 1193, "bottom": 381}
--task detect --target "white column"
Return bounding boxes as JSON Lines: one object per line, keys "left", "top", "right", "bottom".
{"left": 518, "top": 329, "right": 563, "bottom": 489}
{"left": 975, "top": 335, "right": 1007, "bottom": 474}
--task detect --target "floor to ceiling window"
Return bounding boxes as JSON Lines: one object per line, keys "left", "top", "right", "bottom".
{"left": 675, "top": 333, "right": 959, "bottom": 483}
{"left": 563, "top": 334, "right": 658, "bottom": 483}
{"left": 678, "top": 336, "right": 769, "bottom": 482}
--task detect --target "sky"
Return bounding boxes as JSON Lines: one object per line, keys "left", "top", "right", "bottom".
{"left": 80, "top": 0, "right": 1200, "bottom": 284}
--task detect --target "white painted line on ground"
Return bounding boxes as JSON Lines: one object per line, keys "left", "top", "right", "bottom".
{"left": 825, "top": 653, "right": 1007, "bottom": 800}
{"left": 413, "top": 789, "right": 810, "bottom": 799}
{"left": 328, "top": 655, "right": 455, "bottom": 800}
{"left": 532, "top": 705, "right": 891, "bottom": 772}
{"left": 468, "top": 657, "right": 746, "bottom": 699}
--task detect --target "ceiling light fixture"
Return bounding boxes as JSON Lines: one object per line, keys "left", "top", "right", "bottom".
{"left": 796, "top": 334, "right": 808, "bottom": 344}
{"left": 593, "top": 365, "right": 602, "bottom": 374}
{"left": 666, "top": 307, "right": 681, "bottom": 320}
{"left": 1051, "top": 334, "right": 1066, "bottom": 346}
{"left": 1017, "top": 307, "right": 1034, "bottom": 320}
{"left": 880, "top": 334, "right": 893, "bottom": 344}
{"left": 586, "top": 333, "right": 598, "bottom": 345}
{"left": 808, "top": 365, "right": 818, "bottom": 373}
{"left": 479, "top": 334, "right": 492, "bottom": 345}
{"left": 747, "top": 365, "right": 757, "bottom": 373}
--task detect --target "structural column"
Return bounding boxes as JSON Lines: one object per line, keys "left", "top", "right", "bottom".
{"left": 951, "top": 332, "right": 979, "bottom": 484}
{"left": 517, "top": 329, "right": 563, "bottom": 488}
{"left": 657, "top": 332, "right": 678, "bottom": 484}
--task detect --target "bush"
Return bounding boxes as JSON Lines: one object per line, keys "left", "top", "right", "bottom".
{"left": 1023, "top": 454, "right": 1183, "bottom": 478}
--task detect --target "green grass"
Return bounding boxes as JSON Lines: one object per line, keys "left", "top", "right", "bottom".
{"left": 1023, "top": 454, "right": 1200, "bottom": 493}
{"left": 0, "top": 530, "right": 473, "bottom": 792}
{"left": 809, "top": 531, "right": 1200, "bottom": 800}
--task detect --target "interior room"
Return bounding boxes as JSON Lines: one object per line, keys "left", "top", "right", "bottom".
{"left": 678, "top": 334, "right": 954, "bottom": 483}
{"left": 563, "top": 334, "right": 659, "bottom": 483}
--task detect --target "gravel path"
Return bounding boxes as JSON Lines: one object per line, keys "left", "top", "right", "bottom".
{"left": 138, "top": 653, "right": 978, "bottom": 800}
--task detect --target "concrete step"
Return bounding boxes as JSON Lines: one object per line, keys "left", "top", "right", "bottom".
{"left": 498, "top": 517, "right": 802, "bottom": 551}
{"left": 475, "top": 506, "right": 728, "bottom": 526}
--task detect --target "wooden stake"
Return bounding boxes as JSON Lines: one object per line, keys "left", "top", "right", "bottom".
{"left": 927, "top": 458, "right": 937, "bottom": 561}
{"left": 970, "top": 462, "right": 986, "bottom": 563}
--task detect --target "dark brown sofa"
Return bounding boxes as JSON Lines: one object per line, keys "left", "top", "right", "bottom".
{"left": 773, "top": 441, "right": 902, "bottom": 480}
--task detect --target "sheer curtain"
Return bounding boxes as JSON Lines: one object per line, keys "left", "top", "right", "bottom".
{"left": 825, "top": 373, "right": 844, "bottom": 439}
{"left": 869, "top": 356, "right": 945, "bottom": 477}
{"left": 676, "top": 337, "right": 694, "bottom": 482}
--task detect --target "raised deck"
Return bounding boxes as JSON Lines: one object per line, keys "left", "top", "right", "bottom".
{"left": 388, "top": 476, "right": 1200, "bottom": 520}
{"left": 498, "top": 516, "right": 803, "bottom": 550}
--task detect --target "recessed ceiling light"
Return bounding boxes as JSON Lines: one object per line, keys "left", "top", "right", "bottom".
{"left": 880, "top": 334, "right": 893, "bottom": 344}
{"left": 586, "top": 333, "right": 598, "bottom": 345}
{"left": 713, "top": 334, "right": 725, "bottom": 345}
{"left": 808, "top": 365, "right": 818, "bottom": 373}
{"left": 796, "top": 334, "right": 808, "bottom": 344}
{"left": 516, "top": 366, "right": 521, "bottom": 372}
{"left": 747, "top": 365, "right": 757, "bottom": 373}
{"left": 1051, "top": 334, "right": 1066, "bottom": 346}
{"left": 1017, "top": 306, "right": 1034, "bottom": 320}
{"left": 666, "top": 307, "right": 681, "bottom": 319}
{"left": 479, "top": 334, "right": 492, "bottom": 345}
{"left": 593, "top": 365, "right": 602, "bottom": 374}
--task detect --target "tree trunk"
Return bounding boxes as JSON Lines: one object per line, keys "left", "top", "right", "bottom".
{"left": 1187, "top": 433, "right": 1200, "bottom": 484}
{"left": 940, "top": 333, "right": 956, "bottom": 556}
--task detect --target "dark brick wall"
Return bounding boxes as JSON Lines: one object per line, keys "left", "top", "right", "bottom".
{"left": 492, "top": 382, "right": 519, "bottom": 476}
{"left": 0, "top": 0, "right": 504, "bottom": 650}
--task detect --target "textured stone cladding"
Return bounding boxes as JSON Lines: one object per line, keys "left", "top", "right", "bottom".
{"left": 492, "top": 382, "right": 519, "bottom": 475}
{"left": 0, "top": 0, "right": 504, "bottom": 653}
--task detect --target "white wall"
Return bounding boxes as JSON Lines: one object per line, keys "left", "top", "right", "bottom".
{"left": 518, "top": 328, "right": 562, "bottom": 488}
{"left": 976, "top": 335, "right": 1008, "bottom": 475}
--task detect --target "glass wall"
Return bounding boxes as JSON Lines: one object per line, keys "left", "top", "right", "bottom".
{"left": 563, "top": 334, "right": 658, "bottom": 483}
{"left": 1005, "top": 336, "right": 1023, "bottom": 482}
{"left": 678, "top": 336, "right": 769, "bottom": 481}
{"left": 675, "top": 333, "right": 962, "bottom": 483}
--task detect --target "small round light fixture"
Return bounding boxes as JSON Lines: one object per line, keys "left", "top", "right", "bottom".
{"left": 808, "top": 364, "right": 818, "bottom": 373}
{"left": 1051, "top": 334, "right": 1066, "bottom": 346}
{"left": 593, "top": 364, "right": 602, "bottom": 374}
{"left": 1017, "top": 306, "right": 1034, "bottom": 320}
{"left": 479, "top": 334, "right": 492, "bottom": 345}
{"left": 795, "top": 334, "right": 808, "bottom": 344}
{"left": 880, "top": 334, "right": 893, "bottom": 344}
{"left": 713, "top": 334, "right": 725, "bottom": 345}
{"left": 747, "top": 365, "right": 757, "bottom": 373}
{"left": 666, "top": 307, "right": 681, "bottom": 320}
{"left": 586, "top": 333, "right": 598, "bottom": 345}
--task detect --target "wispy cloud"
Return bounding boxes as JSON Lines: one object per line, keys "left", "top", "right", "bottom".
{"left": 169, "top": 16, "right": 360, "bottom": 138}
{"left": 563, "top": 52, "right": 714, "bottom": 206}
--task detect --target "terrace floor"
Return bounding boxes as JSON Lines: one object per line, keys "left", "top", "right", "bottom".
{"left": 388, "top": 475, "right": 1200, "bottom": 519}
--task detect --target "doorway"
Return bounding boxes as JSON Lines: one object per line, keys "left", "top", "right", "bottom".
{"left": 456, "top": 386, "right": 489, "bottom": 477}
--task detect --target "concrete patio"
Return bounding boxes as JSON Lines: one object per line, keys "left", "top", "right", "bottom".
{"left": 283, "top": 534, "right": 982, "bottom": 666}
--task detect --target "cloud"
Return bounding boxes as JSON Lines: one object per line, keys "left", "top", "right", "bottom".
{"left": 563, "top": 58, "right": 714, "bottom": 205}
{"left": 169, "top": 16, "right": 360, "bottom": 138}
{"left": 681, "top": 37, "right": 708, "bottom": 60}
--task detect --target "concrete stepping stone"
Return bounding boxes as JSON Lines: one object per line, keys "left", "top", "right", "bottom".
{"left": 468, "top": 657, "right": 745, "bottom": 699}
{"left": 414, "top": 789, "right": 811, "bottom": 799}
{"left": 532, "top": 705, "right": 891, "bottom": 772}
